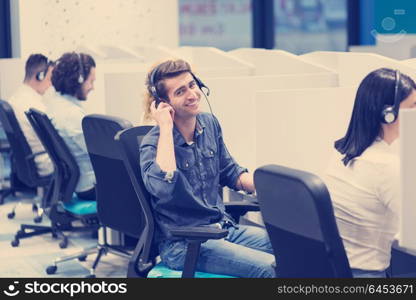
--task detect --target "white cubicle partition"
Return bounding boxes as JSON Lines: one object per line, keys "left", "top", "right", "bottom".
{"left": 399, "top": 109, "right": 416, "bottom": 252}
{"left": 0, "top": 58, "right": 24, "bottom": 101}
{"left": 128, "top": 45, "right": 176, "bottom": 64}
{"left": 228, "top": 48, "right": 336, "bottom": 76}
{"left": 170, "top": 46, "right": 255, "bottom": 77}
{"left": 350, "top": 34, "right": 416, "bottom": 60}
{"left": 254, "top": 87, "right": 357, "bottom": 178}
{"left": 203, "top": 73, "right": 339, "bottom": 173}
{"left": 77, "top": 44, "right": 143, "bottom": 60}
{"left": 103, "top": 71, "right": 147, "bottom": 125}
{"left": 301, "top": 51, "right": 416, "bottom": 87}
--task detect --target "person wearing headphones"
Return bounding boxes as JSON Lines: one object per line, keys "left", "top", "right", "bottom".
{"left": 46, "top": 52, "right": 96, "bottom": 200}
{"left": 7, "top": 54, "right": 54, "bottom": 176}
{"left": 325, "top": 68, "right": 416, "bottom": 277}
{"left": 140, "top": 59, "right": 275, "bottom": 278}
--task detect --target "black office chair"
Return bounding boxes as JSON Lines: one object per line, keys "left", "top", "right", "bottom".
{"left": 116, "top": 125, "right": 259, "bottom": 278}
{"left": 0, "top": 124, "right": 11, "bottom": 204}
{"left": 0, "top": 100, "right": 51, "bottom": 220}
{"left": 46, "top": 114, "right": 135, "bottom": 278}
{"left": 16, "top": 109, "right": 99, "bottom": 251}
{"left": 254, "top": 164, "right": 352, "bottom": 278}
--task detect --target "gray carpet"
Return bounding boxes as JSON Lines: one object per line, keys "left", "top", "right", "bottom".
{"left": 0, "top": 194, "right": 129, "bottom": 278}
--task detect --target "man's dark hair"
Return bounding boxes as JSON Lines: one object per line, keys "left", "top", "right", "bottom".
{"left": 24, "top": 54, "right": 50, "bottom": 81}
{"left": 335, "top": 68, "right": 416, "bottom": 166}
{"left": 51, "top": 52, "right": 96, "bottom": 99}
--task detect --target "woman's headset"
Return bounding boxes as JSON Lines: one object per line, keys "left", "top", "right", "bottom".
{"left": 381, "top": 70, "right": 401, "bottom": 124}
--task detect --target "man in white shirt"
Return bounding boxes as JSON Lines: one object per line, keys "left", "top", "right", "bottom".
{"left": 7, "top": 54, "right": 54, "bottom": 176}
{"left": 47, "top": 52, "right": 96, "bottom": 200}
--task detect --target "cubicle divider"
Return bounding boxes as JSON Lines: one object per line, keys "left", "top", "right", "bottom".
{"left": 228, "top": 48, "right": 336, "bottom": 76}
{"left": 203, "top": 73, "right": 340, "bottom": 173}
{"left": 0, "top": 58, "right": 25, "bottom": 101}
{"left": 301, "top": 51, "right": 416, "bottom": 87}
{"left": 399, "top": 109, "right": 416, "bottom": 253}
{"left": 170, "top": 46, "right": 255, "bottom": 77}
{"left": 254, "top": 86, "right": 357, "bottom": 179}
{"left": 349, "top": 34, "right": 416, "bottom": 60}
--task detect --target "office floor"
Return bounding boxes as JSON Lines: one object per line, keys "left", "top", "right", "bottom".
{"left": 0, "top": 193, "right": 129, "bottom": 278}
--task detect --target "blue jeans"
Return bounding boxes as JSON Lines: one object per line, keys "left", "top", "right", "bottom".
{"left": 352, "top": 268, "right": 387, "bottom": 278}
{"left": 159, "top": 224, "right": 276, "bottom": 278}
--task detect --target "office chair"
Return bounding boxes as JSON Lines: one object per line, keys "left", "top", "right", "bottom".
{"left": 45, "top": 114, "right": 135, "bottom": 278}
{"left": 0, "top": 100, "right": 51, "bottom": 221}
{"left": 16, "top": 109, "right": 99, "bottom": 251}
{"left": 116, "top": 125, "right": 260, "bottom": 278}
{"left": 254, "top": 164, "right": 352, "bottom": 278}
{"left": 0, "top": 124, "right": 11, "bottom": 204}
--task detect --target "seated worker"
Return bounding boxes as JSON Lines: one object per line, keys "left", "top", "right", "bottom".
{"left": 325, "top": 68, "right": 416, "bottom": 278}
{"left": 47, "top": 52, "right": 96, "bottom": 200}
{"left": 140, "top": 59, "right": 275, "bottom": 278}
{"left": 7, "top": 54, "right": 54, "bottom": 176}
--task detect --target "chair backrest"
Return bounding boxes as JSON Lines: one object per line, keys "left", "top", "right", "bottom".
{"left": 254, "top": 164, "right": 352, "bottom": 278}
{"left": 0, "top": 99, "right": 41, "bottom": 186}
{"left": 25, "top": 108, "right": 79, "bottom": 203}
{"left": 115, "top": 126, "right": 155, "bottom": 274}
{"left": 82, "top": 114, "right": 146, "bottom": 237}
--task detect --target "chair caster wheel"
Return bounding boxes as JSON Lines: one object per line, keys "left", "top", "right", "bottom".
{"left": 46, "top": 265, "right": 57, "bottom": 275}
{"left": 34, "top": 216, "right": 42, "bottom": 223}
{"left": 11, "top": 239, "right": 19, "bottom": 247}
{"left": 78, "top": 256, "right": 87, "bottom": 262}
{"left": 7, "top": 212, "right": 15, "bottom": 219}
{"left": 59, "top": 240, "right": 68, "bottom": 249}
{"left": 86, "top": 274, "right": 96, "bottom": 278}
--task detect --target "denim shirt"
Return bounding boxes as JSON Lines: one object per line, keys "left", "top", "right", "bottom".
{"left": 47, "top": 92, "right": 96, "bottom": 192}
{"left": 140, "top": 113, "right": 247, "bottom": 243}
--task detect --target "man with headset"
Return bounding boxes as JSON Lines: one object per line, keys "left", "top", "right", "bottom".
{"left": 46, "top": 52, "right": 97, "bottom": 200}
{"left": 7, "top": 54, "right": 54, "bottom": 176}
{"left": 140, "top": 59, "right": 275, "bottom": 278}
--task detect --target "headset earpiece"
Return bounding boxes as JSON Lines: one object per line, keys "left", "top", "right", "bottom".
{"left": 36, "top": 71, "right": 46, "bottom": 81}
{"left": 381, "top": 70, "right": 401, "bottom": 124}
{"left": 77, "top": 53, "right": 85, "bottom": 84}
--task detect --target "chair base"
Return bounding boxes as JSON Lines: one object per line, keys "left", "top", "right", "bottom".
{"left": 11, "top": 221, "right": 98, "bottom": 249}
{"left": 45, "top": 243, "right": 131, "bottom": 278}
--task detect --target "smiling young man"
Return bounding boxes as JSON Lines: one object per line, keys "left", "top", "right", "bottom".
{"left": 140, "top": 59, "right": 275, "bottom": 278}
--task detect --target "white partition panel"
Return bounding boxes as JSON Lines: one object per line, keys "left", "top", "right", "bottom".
{"left": 203, "top": 73, "right": 340, "bottom": 173}
{"left": 399, "top": 109, "right": 416, "bottom": 252}
{"left": 0, "top": 59, "right": 24, "bottom": 101}
{"left": 350, "top": 35, "right": 416, "bottom": 60}
{"left": 170, "top": 47, "right": 255, "bottom": 77}
{"left": 104, "top": 71, "right": 147, "bottom": 125}
{"left": 302, "top": 51, "right": 416, "bottom": 87}
{"left": 254, "top": 87, "right": 357, "bottom": 178}
{"left": 228, "top": 48, "right": 335, "bottom": 76}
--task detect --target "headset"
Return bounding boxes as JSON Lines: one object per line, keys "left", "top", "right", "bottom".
{"left": 36, "top": 59, "right": 53, "bottom": 81}
{"left": 381, "top": 70, "right": 401, "bottom": 124}
{"left": 76, "top": 53, "right": 85, "bottom": 84}
{"left": 148, "top": 64, "right": 210, "bottom": 108}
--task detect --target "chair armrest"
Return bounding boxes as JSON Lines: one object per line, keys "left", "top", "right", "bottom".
{"left": 25, "top": 151, "right": 47, "bottom": 160}
{"left": 225, "top": 200, "right": 260, "bottom": 214}
{"left": 169, "top": 226, "right": 228, "bottom": 240}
